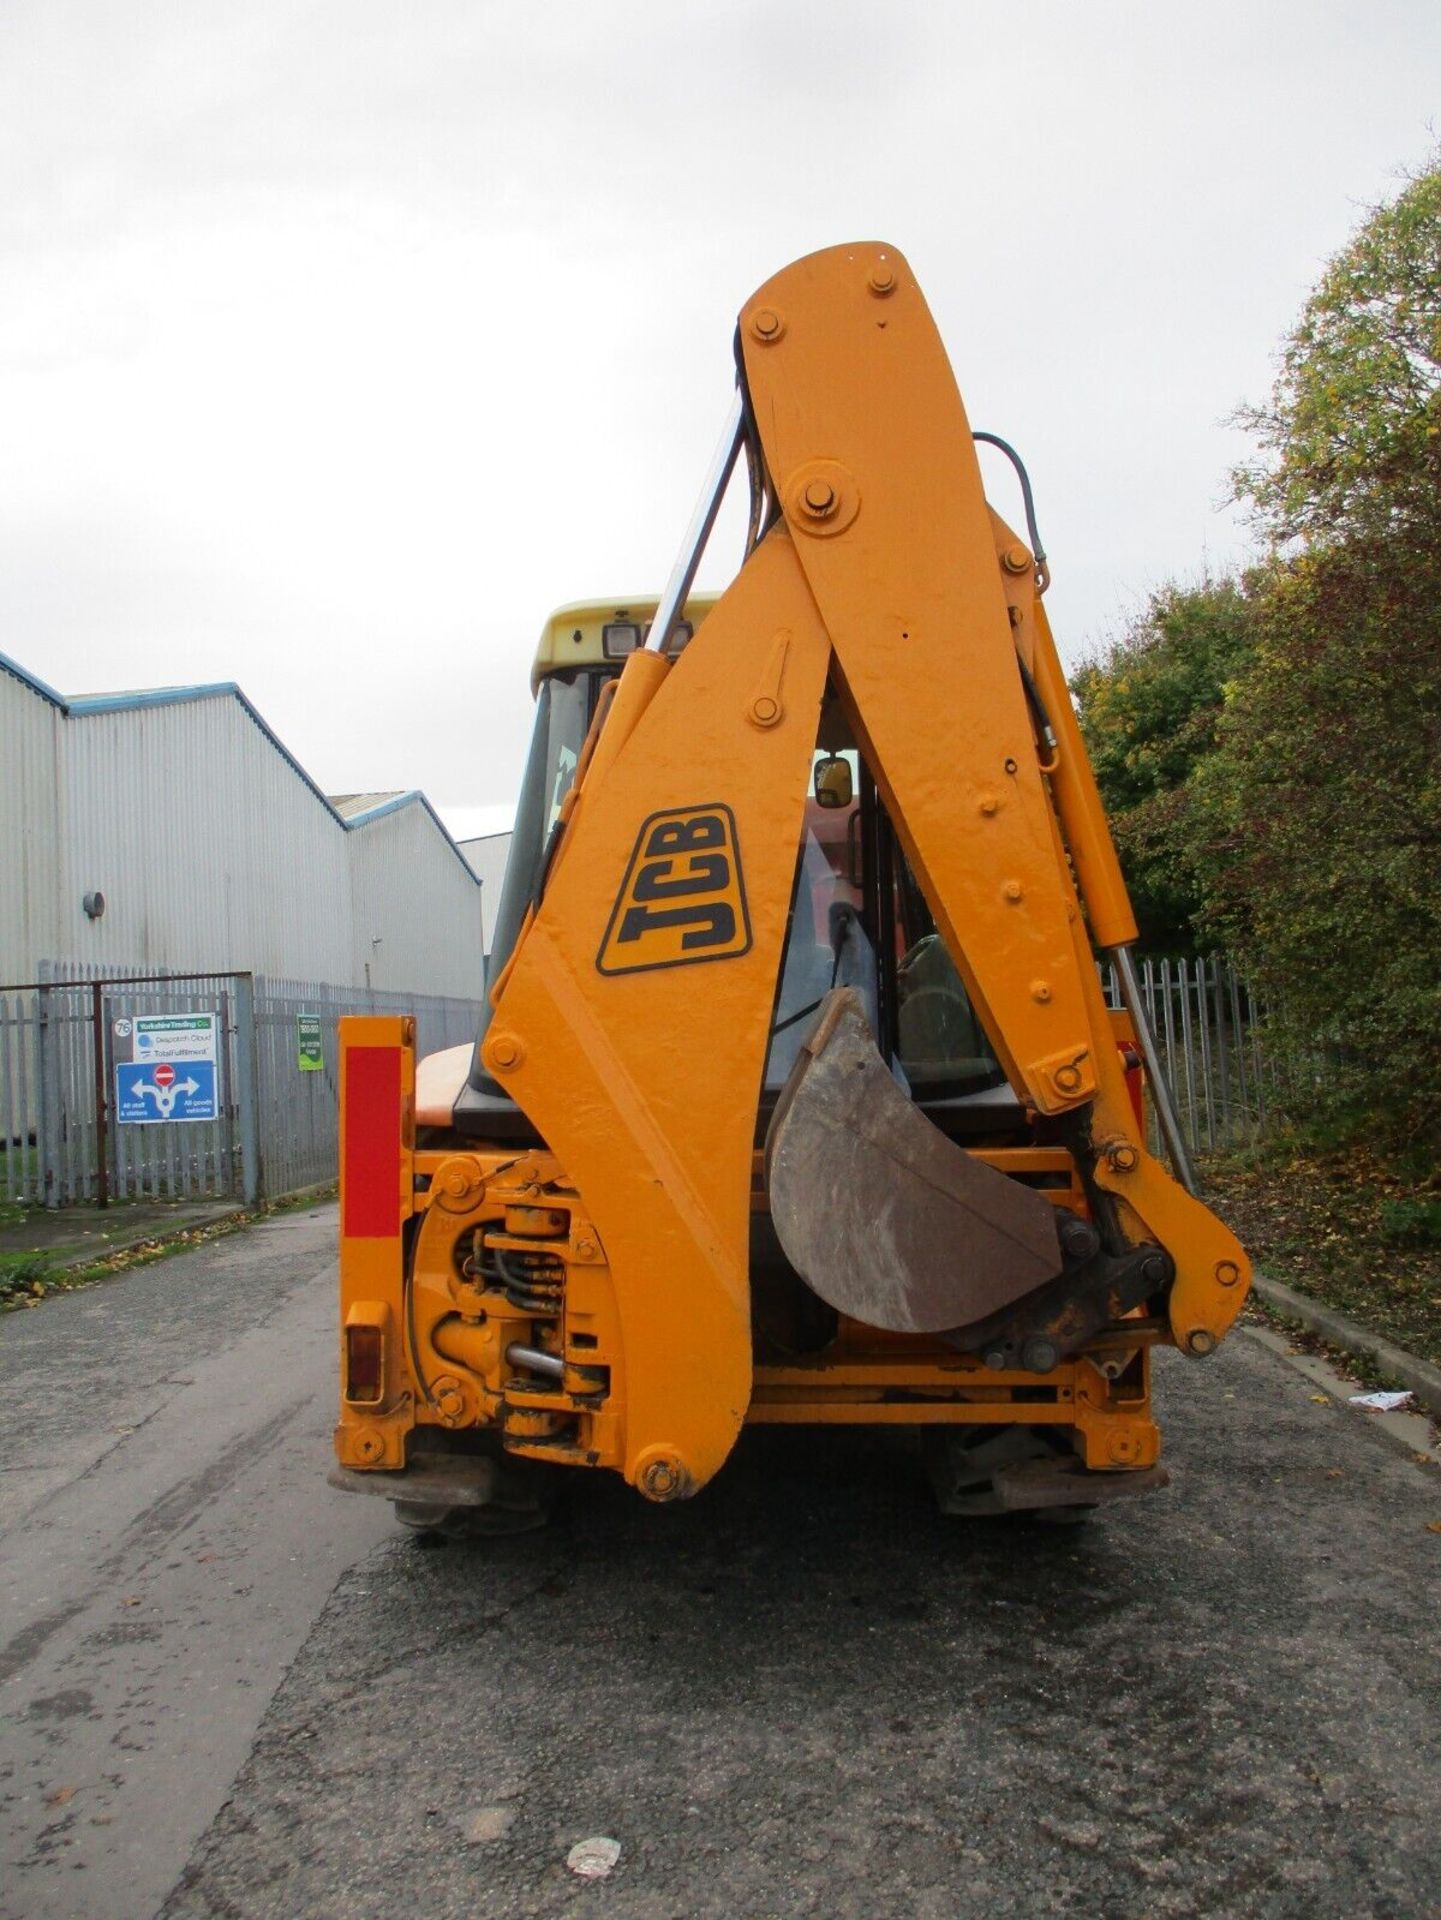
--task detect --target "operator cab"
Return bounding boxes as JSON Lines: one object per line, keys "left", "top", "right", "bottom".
{"left": 451, "top": 597, "right": 1024, "bottom": 1150}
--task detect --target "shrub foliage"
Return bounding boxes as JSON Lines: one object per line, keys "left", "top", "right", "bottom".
{"left": 1072, "top": 157, "right": 1441, "bottom": 1154}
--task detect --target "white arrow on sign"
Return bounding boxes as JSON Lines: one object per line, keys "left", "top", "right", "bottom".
{"left": 131, "top": 1076, "right": 201, "bottom": 1119}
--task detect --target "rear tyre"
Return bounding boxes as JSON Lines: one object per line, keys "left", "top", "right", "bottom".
{"left": 394, "top": 1497, "right": 551, "bottom": 1540}
{"left": 922, "top": 1424, "right": 1098, "bottom": 1520}
{"left": 394, "top": 1438, "right": 558, "bottom": 1539}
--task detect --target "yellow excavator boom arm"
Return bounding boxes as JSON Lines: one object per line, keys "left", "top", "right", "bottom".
{"left": 333, "top": 242, "right": 1250, "bottom": 1510}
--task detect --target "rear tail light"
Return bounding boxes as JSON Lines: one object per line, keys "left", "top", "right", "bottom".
{"left": 345, "top": 1323, "right": 385, "bottom": 1403}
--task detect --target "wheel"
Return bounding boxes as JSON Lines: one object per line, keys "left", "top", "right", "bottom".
{"left": 392, "top": 1440, "right": 559, "bottom": 1538}
{"left": 394, "top": 1498, "right": 551, "bottom": 1539}
{"left": 922, "top": 1424, "right": 1165, "bottom": 1519}
{"left": 922, "top": 1425, "right": 1101, "bottom": 1520}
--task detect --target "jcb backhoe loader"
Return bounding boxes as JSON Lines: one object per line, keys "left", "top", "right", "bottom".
{"left": 330, "top": 243, "right": 1250, "bottom": 1529}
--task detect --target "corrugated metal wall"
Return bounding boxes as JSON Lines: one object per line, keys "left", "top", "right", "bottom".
{"left": 457, "top": 832, "right": 513, "bottom": 951}
{"left": 349, "top": 803, "right": 484, "bottom": 1000}
{"left": 0, "top": 665, "right": 66, "bottom": 983}
{"left": 62, "top": 696, "right": 357, "bottom": 981}
{"left": 2, "top": 679, "right": 484, "bottom": 997}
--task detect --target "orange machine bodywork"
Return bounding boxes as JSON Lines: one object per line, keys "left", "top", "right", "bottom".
{"left": 334, "top": 244, "right": 1250, "bottom": 1509}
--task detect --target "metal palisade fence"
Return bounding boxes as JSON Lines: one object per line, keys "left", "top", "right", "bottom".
{"left": 1101, "top": 952, "right": 1280, "bottom": 1156}
{"left": 0, "top": 964, "right": 478, "bottom": 1209}
{"left": 1, "top": 953, "right": 1276, "bottom": 1211}
{"left": 254, "top": 974, "right": 475, "bottom": 1196}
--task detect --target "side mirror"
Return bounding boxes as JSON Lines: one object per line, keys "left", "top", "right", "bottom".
{"left": 814, "top": 755, "right": 853, "bottom": 810}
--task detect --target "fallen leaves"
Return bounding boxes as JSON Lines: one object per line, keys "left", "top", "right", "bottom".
{"left": 1206, "top": 1150, "right": 1441, "bottom": 1369}
{"left": 0, "top": 1207, "right": 267, "bottom": 1312}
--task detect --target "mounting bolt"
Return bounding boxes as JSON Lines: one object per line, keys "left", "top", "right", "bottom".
{"left": 1107, "top": 1430, "right": 1141, "bottom": 1465}
{"left": 355, "top": 1429, "right": 384, "bottom": 1463}
{"left": 868, "top": 262, "right": 897, "bottom": 296}
{"left": 750, "top": 306, "right": 784, "bottom": 343}
{"left": 486, "top": 1032, "right": 523, "bottom": 1072}
{"left": 1140, "top": 1251, "right": 1172, "bottom": 1289}
{"left": 1052, "top": 1062, "right": 1083, "bottom": 1093}
{"left": 1215, "top": 1260, "right": 1241, "bottom": 1288}
{"left": 1057, "top": 1212, "right": 1100, "bottom": 1261}
{"left": 1002, "top": 879, "right": 1023, "bottom": 902}
{"left": 434, "top": 1377, "right": 467, "bottom": 1423}
{"left": 1184, "top": 1328, "right": 1217, "bottom": 1357}
{"left": 1021, "top": 1335, "right": 1059, "bottom": 1375}
{"left": 1105, "top": 1141, "right": 1140, "bottom": 1174}
{"left": 1030, "top": 980, "right": 1052, "bottom": 1004}
{"left": 1002, "top": 543, "right": 1032, "bottom": 575}
{"left": 786, "top": 461, "right": 859, "bottom": 538}
{"left": 978, "top": 793, "right": 999, "bottom": 816}
{"left": 575, "top": 1239, "right": 597, "bottom": 1261}
{"left": 636, "top": 1448, "right": 691, "bottom": 1502}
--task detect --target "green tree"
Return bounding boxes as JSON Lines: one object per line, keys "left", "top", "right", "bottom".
{"left": 1198, "top": 156, "right": 1441, "bottom": 1151}
{"left": 1192, "top": 543, "right": 1441, "bottom": 1150}
{"left": 1232, "top": 157, "right": 1441, "bottom": 543}
{"left": 1070, "top": 579, "right": 1254, "bottom": 950}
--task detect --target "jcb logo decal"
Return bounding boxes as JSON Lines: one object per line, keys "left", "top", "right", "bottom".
{"left": 597, "top": 804, "right": 752, "bottom": 976}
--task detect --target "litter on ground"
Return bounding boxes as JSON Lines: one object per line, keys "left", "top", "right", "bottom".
{"left": 566, "top": 1837, "right": 621, "bottom": 1879}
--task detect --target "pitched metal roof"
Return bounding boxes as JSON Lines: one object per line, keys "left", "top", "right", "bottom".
{"left": 6, "top": 656, "right": 477, "bottom": 885}
{"left": 0, "top": 648, "right": 68, "bottom": 709}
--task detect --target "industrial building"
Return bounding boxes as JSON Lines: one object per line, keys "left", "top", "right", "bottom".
{"left": 455, "top": 830, "right": 514, "bottom": 953}
{"left": 1, "top": 650, "right": 484, "bottom": 999}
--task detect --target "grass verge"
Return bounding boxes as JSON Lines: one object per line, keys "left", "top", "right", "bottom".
{"left": 1204, "top": 1148, "right": 1441, "bottom": 1368}
{"left": 0, "top": 1184, "right": 336, "bottom": 1313}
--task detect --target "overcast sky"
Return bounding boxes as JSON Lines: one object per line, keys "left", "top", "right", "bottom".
{"left": 3, "top": 2, "right": 1437, "bottom": 841}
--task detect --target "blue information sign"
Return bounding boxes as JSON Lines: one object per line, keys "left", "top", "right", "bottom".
{"left": 114, "top": 1058, "right": 218, "bottom": 1125}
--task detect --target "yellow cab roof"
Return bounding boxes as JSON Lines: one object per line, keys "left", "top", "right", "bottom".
{"left": 531, "top": 594, "right": 719, "bottom": 693}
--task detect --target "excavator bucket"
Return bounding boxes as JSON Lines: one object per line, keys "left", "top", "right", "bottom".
{"left": 765, "top": 989, "right": 1063, "bottom": 1334}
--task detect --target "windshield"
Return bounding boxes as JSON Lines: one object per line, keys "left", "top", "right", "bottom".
{"left": 764, "top": 745, "right": 1005, "bottom": 1101}
{"left": 477, "top": 672, "right": 593, "bottom": 1045}
{"left": 764, "top": 825, "right": 875, "bottom": 1088}
{"left": 892, "top": 842, "right": 1005, "bottom": 1096}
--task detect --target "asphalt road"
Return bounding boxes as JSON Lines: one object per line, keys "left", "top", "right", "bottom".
{"left": 0, "top": 1206, "right": 389, "bottom": 1920}
{"left": 4, "top": 1209, "right": 1441, "bottom": 1920}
